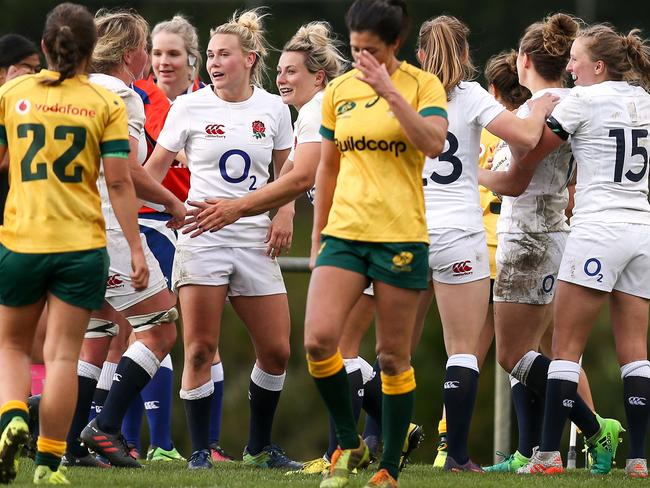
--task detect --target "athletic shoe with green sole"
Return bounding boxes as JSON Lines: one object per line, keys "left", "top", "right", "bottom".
{"left": 0, "top": 416, "right": 30, "bottom": 484}
{"left": 484, "top": 450, "right": 529, "bottom": 472}
{"left": 243, "top": 444, "right": 302, "bottom": 470}
{"left": 321, "top": 437, "right": 370, "bottom": 488}
{"left": 147, "top": 445, "right": 186, "bottom": 461}
{"left": 586, "top": 415, "right": 624, "bottom": 475}
{"left": 433, "top": 435, "right": 447, "bottom": 469}
{"left": 33, "top": 465, "right": 69, "bottom": 485}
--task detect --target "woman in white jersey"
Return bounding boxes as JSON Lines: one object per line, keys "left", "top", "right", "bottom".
{"left": 414, "top": 15, "right": 557, "bottom": 472}
{"left": 64, "top": 9, "right": 187, "bottom": 469}
{"left": 475, "top": 14, "right": 581, "bottom": 472}
{"left": 489, "top": 25, "right": 650, "bottom": 477}
{"left": 145, "top": 10, "right": 301, "bottom": 471}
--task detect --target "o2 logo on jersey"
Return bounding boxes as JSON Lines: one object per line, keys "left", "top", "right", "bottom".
{"left": 584, "top": 258, "right": 603, "bottom": 283}
{"left": 542, "top": 274, "right": 555, "bottom": 294}
{"left": 205, "top": 123, "right": 225, "bottom": 137}
{"left": 252, "top": 120, "right": 266, "bottom": 139}
{"left": 15, "top": 99, "right": 31, "bottom": 115}
{"left": 219, "top": 149, "right": 258, "bottom": 191}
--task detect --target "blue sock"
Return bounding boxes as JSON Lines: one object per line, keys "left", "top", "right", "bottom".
{"left": 121, "top": 396, "right": 144, "bottom": 452}
{"left": 141, "top": 355, "right": 174, "bottom": 451}
{"left": 208, "top": 363, "right": 224, "bottom": 446}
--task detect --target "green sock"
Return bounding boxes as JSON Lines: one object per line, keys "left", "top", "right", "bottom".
{"left": 0, "top": 409, "right": 29, "bottom": 433}
{"left": 379, "top": 390, "right": 414, "bottom": 479}
{"left": 313, "top": 368, "right": 358, "bottom": 449}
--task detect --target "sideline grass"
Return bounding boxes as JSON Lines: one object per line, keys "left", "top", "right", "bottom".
{"left": 11, "top": 461, "right": 643, "bottom": 487}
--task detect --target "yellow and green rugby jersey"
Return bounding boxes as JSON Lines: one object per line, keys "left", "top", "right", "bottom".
{"left": 320, "top": 61, "right": 447, "bottom": 244}
{"left": 0, "top": 70, "right": 129, "bottom": 253}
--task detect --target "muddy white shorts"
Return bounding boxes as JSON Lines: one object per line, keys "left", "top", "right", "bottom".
{"left": 427, "top": 229, "right": 490, "bottom": 284}
{"left": 558, "top": 222, "right": 650, "bottom": 298}
{"left": 172, "top": 245, "right": 286, "bottom": 296}
{"left": 494, "top": 231, "right": 567, "bottom": 305}
{"left": 104, "top": 229, "right": 167, "bottom": 311}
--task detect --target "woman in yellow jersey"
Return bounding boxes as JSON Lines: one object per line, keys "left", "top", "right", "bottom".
{"left": 0, "top": 3, "right": 149, "bottom": 484}
{"left": 303, "top": 1, "right": 448, "bottom": 487}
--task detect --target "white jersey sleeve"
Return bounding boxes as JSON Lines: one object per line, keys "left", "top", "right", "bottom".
{"left": 274, "top": 102, "right": 293, "bottom": 151}
{"left": 288, "top": 91, "right": 324, "bottom": 204}
{"left": 550, "top": 81, "right": 650, "bottom": 227}
{"left": 157, "top": 100, "right": 190, "bottom": 153}
{"left": 498, "top": 88, "right": 573, "bottom": 234}
{"left": 423, "top": 81, "right": 505, "bottom": 232}
{"left": 91, "top": 73, "right": 147, "bottom": 231}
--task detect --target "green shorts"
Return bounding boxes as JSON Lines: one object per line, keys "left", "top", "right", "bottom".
{"left": 0, "top": 244, "right": 109, "bottom": 310}
{"left": 315, "top": 235, "right": 429, "bottom": 290}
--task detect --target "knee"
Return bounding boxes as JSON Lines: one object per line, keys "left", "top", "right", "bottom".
{"left": 259, "top": 343, "right": 290, "bottom": 373}
{"left": 185, "top": 342, "right": 215, "bottom": 372}
{"left": 158, "top": 324, "right": 177, "bottom": 353}
{"left": 377, "top": 351, "right": 409, "bottom": 376}
{"left": 304, "top": 328, "right": 337, "bottom": 361}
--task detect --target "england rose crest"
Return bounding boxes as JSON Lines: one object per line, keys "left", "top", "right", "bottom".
{"left": 252, "top": 120, "right": 266, "bottom": 139}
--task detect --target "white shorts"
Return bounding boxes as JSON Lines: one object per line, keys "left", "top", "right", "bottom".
{"left": 494, "top": 231, "right": 567, "bottom": 305}
{"left": 172, "top": 246, "right": 286, "bottom": 296}
{"left": 427, "top": 229, "right": 490, "bottom": 284}
{"left": 104, "top": 229, "right": 167, "bottom": 311}
{"left": 558, "top": 222, "right": 650, "bottom": 299}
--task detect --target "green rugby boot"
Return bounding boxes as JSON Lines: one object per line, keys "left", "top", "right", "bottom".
{"left": 320, "top": 437, "right": 370, "bottom": 488}
{"left": 585, "top": 415, "right": 624, "bottom": 475}
{"left": 484, "top": 450, "right": 529, "bottom": 472}
{"left": 33, "top": 465, "right": 69, "bottom": 485}
{"left": 0, "top": 416, "right": 30, "bottom": 484}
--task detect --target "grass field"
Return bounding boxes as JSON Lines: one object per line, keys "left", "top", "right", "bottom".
{"left": 9, "top": 461, "right": 643, "bottom": 487}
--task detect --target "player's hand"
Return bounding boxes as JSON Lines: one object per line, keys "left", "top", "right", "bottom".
{"left": 130, "top": 248, "right": 149, "bottom": 292}
{"left": 182, "top": 198, "right": 244, "bottom": 238}
{"left": 354, "top": 49, "right": 395, "bottom": 99}
{"left": 165, "top": 197, "right": 187, "bottom": 230}
{"left": 266, "top": 209, "right": 294, "bottom": 258}
{"left": 528, "top": 92, "right": 559, "bottom": 118}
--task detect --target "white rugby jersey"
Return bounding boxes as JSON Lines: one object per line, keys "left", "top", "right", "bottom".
{"left": 157, "top": 86, "right": 293, "bottom": 247}
{"left": 287, "top": 91, "right": 322, "bottom": 204}
{"left": 550, "top": 81, "right": 650, "bottom": 227}
{"left": 498, "top": 88, "right": 573, "bottom": 234}
{"left": 423, "top": 81, "right": 505, "bottom": 232}
{"left": 91, "top": 73, "right": 147, "bottom": 231}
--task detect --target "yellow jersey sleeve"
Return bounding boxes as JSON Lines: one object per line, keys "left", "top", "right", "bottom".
{"left": 417, "top": 73, "right": 448, "bottom": 119}
{"left": 100, "top": 95, "right": 130, "bottom": 156}
{"left": 320, "top": 80, "right": 337, "bottom": 141}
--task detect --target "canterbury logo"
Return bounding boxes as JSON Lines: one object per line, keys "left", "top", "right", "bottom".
{"left": 452, "top": 261, "right": 473, "bottom": 275}
{"left": 106, "top": 274, "right": 124, "bottom": 289}
{"left": 113, "top": 373, "right": 122, "bottom": 382}
{"left": 443, "top": 381, "right": 459, "bottom": 389}
{"left": 629, "top": 396, "right": 647, "bottom": 406}
{"left": 144, "top": 401, "right": 160, "bottom": 410}
{"left": 357, "top": 389, "right": 365, "bottom": 398}
{"left": 205, "top": 124, "right": 225, "bottom": 136}
{"left": 562, "top": 399, "right": 574, "bottom": 408}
